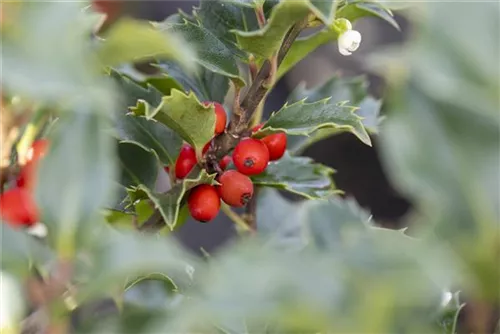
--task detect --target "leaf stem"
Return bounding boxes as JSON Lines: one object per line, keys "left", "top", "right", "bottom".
{"left": 221, "top": 203, "right": 253, "bottom": 233}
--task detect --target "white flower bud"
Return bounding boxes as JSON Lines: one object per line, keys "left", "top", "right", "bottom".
{"left": 0, "top": 271, "right": 25, "bottom": 333}
{"left": 338, "top": 30, "right": 362, "bottom": 56}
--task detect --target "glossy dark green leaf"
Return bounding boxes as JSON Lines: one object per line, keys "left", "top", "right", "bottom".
{"left": 164, "top": 21, "right": 245, "bottom": 86}
{"left": 97, "top": 18, "right": 195, "bottom": 70}
{"left": 110, "top": 69, "right": 181, "bottom": 109}
{"left": 0, "top": 224, "right": 55, "bottom": 278}
{"left": 35, "top": 112, "right": 116, "bottom": 257}
{"left": 117, "top": 142, "right": 158, "bottom": 189}
{"left": 131, "top": 170, "right": 216, "bottom": 230}
{"left": 337, "top": 0, "right": 400, "bottom": 30}
{"left": 254, "top": 98, "right": 371, "bottom": 146}
{"left": 232, "top": 0, "right": 311, "bottom": 59}
{"left": 195, "top": 0, "right": 260, "bottom": 59}
{"left": 132, "top": 90, "right": 216, "bottom": 159}
{"left": 286, "top": 75, "right": 380, "bottom": 153}
{"left": 251, "top": 153, "right": 338, "bottom": 199}
{"left": 155, "top": 61, "right": 230, "bottom": 103}
{"left": 115, "top": 113, "right": 183, "bottom": 166}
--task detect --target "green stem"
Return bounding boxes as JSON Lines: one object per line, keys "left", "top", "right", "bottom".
{"left": 221, "top": 203, "right": 252, "bottom": 233}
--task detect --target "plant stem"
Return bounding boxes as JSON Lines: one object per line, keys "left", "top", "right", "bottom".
{"left": 221, "top": 203, "right": 253, "bottom": 233}
{"left": 207, "top": 17, "right": 309, "bottom": 162}
{"left": 242, "top": 188, "right": 259, "bottom": 231}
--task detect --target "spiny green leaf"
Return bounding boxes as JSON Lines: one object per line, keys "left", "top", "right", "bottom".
{"left": 132, "top": 170, "right": 217, "bottom": 230}
{"left": 285, "top": 75, "right": 380, "bottom": 153}
{"left": 232, "top": 0, "right": 311, "bottom": 59}
{"left": 251, "top": 152, "right": 338, "bottom": 199}
{"left": 117, "top": 142, "right": 158, "bottom": 189}
{"left": 254, "top": 99, "right": 371, "bottom": 146}
{"left": 97, "top": 18, "right": 195, "bottom": 70}
{"left": 132, "top": 90, "right": 216, "bottom": 160}
{"left": 164, "top": 21, "right": 245, "bottom": 86}
{"left": 115, "top": 113, "right": 183, "bottom": 166}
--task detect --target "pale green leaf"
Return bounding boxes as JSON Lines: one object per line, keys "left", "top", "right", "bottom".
{"left": 35, "top": 112, "right": 116, "bottom": 256}
{"left": 131, "top": 170, "right": 217, "bottom": 230}
{"left": 132, "top": 90, "right": 216, "bottom": 159}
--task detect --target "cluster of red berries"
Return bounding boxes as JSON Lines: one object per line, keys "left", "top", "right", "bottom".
{"left": 0, "top": 139, "right": 48, "bottom": 228}
{"left": 171, "top": 102, "right": 287, "bottom": 223}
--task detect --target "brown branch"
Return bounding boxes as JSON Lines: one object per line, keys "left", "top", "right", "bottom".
{"left": 207, "top": 17, "right": 309, "bottom": 163}
{"left": 242, "top": 188, "right": 259, "bottom": 231}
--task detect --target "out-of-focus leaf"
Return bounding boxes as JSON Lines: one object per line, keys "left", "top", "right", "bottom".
{"left": 251, "top": 153, "right": 338, "bottom": 199}
{"left": 337, "top": 0, "right": 400, "bottom": 30}
{"left": 117, "top": 142, "right": 158, "bottom": 189}
{"left": 115, "top": 113, "right": 183, "bottom": 166}
{"left": 35, "top": 112, "right": 116, "bottom": 257}
{"left": 254, "top": 99, "right": 371, "bottom": 146}
{"left": 132, "top": 90, "right": 215, "bottom": 159}
{"left": 97, "top": 18, "right": 195, "bottom": 70}
{"left": 0, "top": 224, "right": 54, "bottom": 278}
{"left": 286, "top": 75, "right": 380, "bottom": 153}
{"left": 376, "top": 1, "right": 500, "bottom": 298}
{"left": 163, "top": 21, "right": 245, "bottom": 86}
{"left": 255, "top": 189, "right": 306, "bottom": 250}
{"left": 77, "top": 228, "right": 198, "bottom": 303}
{"left": 130, "top": 170, "right": 216, "bottom": 230}
{"left": 0, "top": 2, "right": 113, "bottom": 106}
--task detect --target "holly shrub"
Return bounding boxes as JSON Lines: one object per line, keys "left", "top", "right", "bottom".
{"left": 1, "top": 1, "right": 499, "bottom": 334}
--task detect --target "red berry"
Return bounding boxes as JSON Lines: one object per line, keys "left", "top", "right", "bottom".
{"left": 16, "top": 161, "right": 38, "bottom": 190}
{"left": 232, "top": 138, "right": 269, "bottom": 175}
{"left": 261, "top": 133, "right": 287, "bottom": 161}
{"left": 219, "top": 155, "right": 232, "bottom": 170}
{"left": 25, "top": 139, "right": 49, "bottom": 164}
{"left": 204, "top": 102, "right": 227, "bottom": 135}
{"left": 175, "top": 144, "right": 197, "bottom": 179}
{"left": 188, "top": 184, "right": 220, "bottom": 222}
{"left": 0, "top": 187, "right": 39, "bottom": 227}
{"left": 203, "top": 141, "right": 211, "bottom": 155}
{"left": 218, "top": 170, "right": 254, "bottom": 207}
{"left": 164, "top": 166, "right": 170, "bottom": 173}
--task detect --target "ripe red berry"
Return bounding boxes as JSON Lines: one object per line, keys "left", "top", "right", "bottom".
{"left": 203, "top": 141, "right": 211, "bottom": 155}
{"left": 251, "top": 124, "right": 286, "bottom": 161}
{"left": 218, "top": 170, "right": 254, "bottom": 207}
{"left": 188, "top": 184, "right": 220, "bottom": 222}
{"left": 25, "top": 139, "right": 49, "bottom": 164}
{"left": 219, "top": 155, "right": 232, "bottom": 170}
{"left": 232, "top": 138, "right": 269, "bottom": 175}
{"left": 17, "top": 162, "right": 37, "bottom": 190}
{"left": 0, "top": 187, "right": 39, "bottom": 227}
{"left": 175, "top": 144, "right": 197, "bottom": 179}
{"left": 261, "top": 133, "right": 287, "bottom": 161}
{"left": 204, "top": 102, "right": 227, "bottom": 135}
{"left": 164, "top": 166, "right": 170, "bottom": 173}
